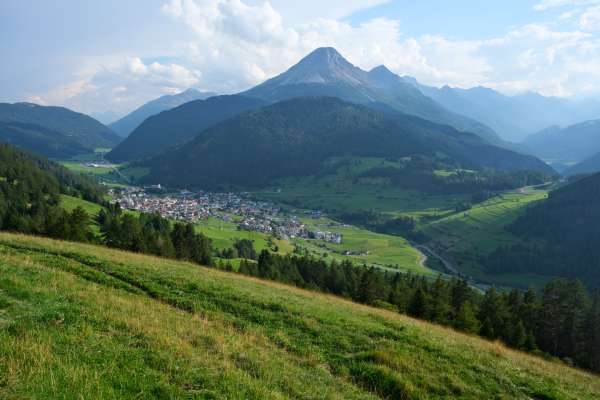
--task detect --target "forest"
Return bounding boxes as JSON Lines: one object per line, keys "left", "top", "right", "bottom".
{"left": 485, "top": 173, "right": 600, "bottom": 288}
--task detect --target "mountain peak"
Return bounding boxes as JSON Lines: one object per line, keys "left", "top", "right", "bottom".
{"left": 369, "top": 65, "right": 394, "bottom": 75}
{"left": 301, "top": 47, "right": 344, "bottom": 63}
{"left": 273, "top": 47, "right": 366, "bottom": 85}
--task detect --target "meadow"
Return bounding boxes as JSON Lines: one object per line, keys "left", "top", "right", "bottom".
{"left": 419, "top": 187, "right": 552, "bottom": 287}
{"left": 196, "top": 214, "right": 428, "bottom": 274}
{"left": 0, "top": 232, "right": 598, "bottom": 399}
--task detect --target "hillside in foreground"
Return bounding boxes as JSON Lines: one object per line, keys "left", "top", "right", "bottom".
{"left": 0, "top": 233, "right": 598, "bottom": 399}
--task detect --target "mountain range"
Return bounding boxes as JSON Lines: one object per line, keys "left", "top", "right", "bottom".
{"left": 106, "top": 95, "right": 267, "bottom": 162}
{"left": 244, "top": 47, "right": 504, "bottom": 146}
{"left": 109, "top": 48, "right": 520, "bottom": 164}
{"left": 415, "top": 85, "right": 600, "bottom": 143}
{"left": 0, "top": 102, "right": 121, "bottom": 156}
{"left": 109, "top": 88, "right": 217, "bottom": 137}
{"left": 523, "top": 120, "right": 600, "bottom": 166}
{"left": 140, "top": 97, "right": 553, "bottom": 188}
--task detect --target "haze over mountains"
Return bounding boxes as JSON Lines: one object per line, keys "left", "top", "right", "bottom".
{"left": 524, "top": 120, "right": 600, "bottom": 167}
{"left": 106, "top": 95, "right": 266, "bottom": 162}
{"left": 416, "top": 85, "right": 600, "bottom": 143}
{"left": 109, "top": 88, "right": 217, "bottom": 138}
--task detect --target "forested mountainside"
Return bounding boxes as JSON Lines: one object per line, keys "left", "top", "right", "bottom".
{"left": 141, "top": 97, "right": 554, "bottom": 188}
{"left": 0, "top": 102, "right": 120, "bottom": 150}
{"left": 486, "top": 172, "right": 600, "bottom": 288}
{"left": 106, "top": 95, "right": 266, "bottom": 162}
{"left": 0, "top": 121, "right": 88, "bottom": 158}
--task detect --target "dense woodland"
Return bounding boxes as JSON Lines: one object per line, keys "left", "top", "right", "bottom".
{"left": 141, "top": 97, "right": 553, "bottom": 189}
{"left": 0, "top": 143, "right": 103, "bottom": 240}
{"left": 485, "top": 173, "right": 600, "bottom": 288}
{"left": 358, "top": 157, "right": 551, "bottom": 195}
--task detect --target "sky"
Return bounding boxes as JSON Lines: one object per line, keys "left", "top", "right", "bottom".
{"left": 3, "top": 0, "right": 600, "bottom": 119}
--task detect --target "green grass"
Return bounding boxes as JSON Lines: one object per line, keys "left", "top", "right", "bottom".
{"left": 0, "top": 233, "right": 598, "bottom": 399}
{"left": 60, "top": 194, "right": 104, "bottom": 216}
{"left": 59, "top": 161, "right": 117, "bottom": 176}
{"left": 195, "top": 217, "right": 294, "bottom": 255}
{"left": 295, "top": 216, "right": 429, "bottom": 274}
{"left": 419, "top": 187, "right": 552, "bottom": 287}
{"left": 196, "top": 216, "right": 429, "bottom": 274}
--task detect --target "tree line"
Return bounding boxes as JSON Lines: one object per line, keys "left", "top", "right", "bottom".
{"left": 485, "top": 173, "right": 600, "bottom": 288}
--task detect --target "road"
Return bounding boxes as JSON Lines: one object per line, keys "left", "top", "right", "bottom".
{"left": 414, "top": 244, "right": 459, "bottom": 275}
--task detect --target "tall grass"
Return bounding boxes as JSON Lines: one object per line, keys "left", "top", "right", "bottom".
{"left": 0, "top": 232, "right": 598, "bottom": 399}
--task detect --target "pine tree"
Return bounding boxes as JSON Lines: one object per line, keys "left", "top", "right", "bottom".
{"left": 408, "top": 288, "right": 428, "bottom": 318}
{"left": 454, "top": 302, "right": 480, "bottom": 334}
{"left": 480, "top": 317, "right": 495, "bottom": 339}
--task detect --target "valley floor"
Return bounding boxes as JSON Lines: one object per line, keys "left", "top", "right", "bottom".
{"left": 0, "top": 233, "right": 598, "bottom": 399}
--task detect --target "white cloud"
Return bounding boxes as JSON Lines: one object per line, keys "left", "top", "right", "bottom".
{"left": 26, "top": 0, "right": 600, "bottom": 114}
{"left": 28, "top": 58, "right": 200, "bottom": 115}
{"left": 580, "top": 6, "right": 600, "bottom": 30}
{"left": 534, "top": 0, "right": 600, "bottom": 11}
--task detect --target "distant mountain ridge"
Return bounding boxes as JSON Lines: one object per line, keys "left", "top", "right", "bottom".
{"left": 109, "top": 89, "right": 217, "bottom": 137}
{"left": 244, "top": 48, "right": 504, "bottom": 146}
{"left": 106, "top": 95, "right": 267, "bottom": 162}
{"left": 566, "top": 149, "right": 600, "bottom": 176}
{"left": 523, "top": 120, "right": 600, "bottom": 165}
{"left": 140, "top": 97, "right": 554, "bottom": 189}
{"left": 413, "top": 82, "right": 600, "bottom": 142}
{"left": 0, "top": 102, "right": 120, "bottom": 152}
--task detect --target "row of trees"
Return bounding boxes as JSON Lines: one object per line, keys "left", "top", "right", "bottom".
{"left": 96, "top": 206, "right": 213, "bottom": 266}
{"left": 229, "top": 251, "right": 600, "bottom": 372}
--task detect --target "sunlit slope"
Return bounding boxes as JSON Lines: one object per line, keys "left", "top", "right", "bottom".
{"left": 0, "top": 233, "right": 598, "bottom": 399}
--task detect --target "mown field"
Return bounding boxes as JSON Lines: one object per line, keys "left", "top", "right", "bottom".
{"left": 0, "top": 233, "right": 598, "bottom": 399}
{"left": 419, "top": 187, "right": 551, "bottom": 287}
{"left": 195, "top": 217, "right": 294, "bottom": 255}
{"left": 196, "top": 215, "right": 428, "bottom": 274}
{"left": 295, "top": 216, "right": 428, "bottom": 274}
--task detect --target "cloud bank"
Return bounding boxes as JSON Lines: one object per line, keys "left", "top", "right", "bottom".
{"left": 27, "top": 0, "right": 600, "bottom": 116}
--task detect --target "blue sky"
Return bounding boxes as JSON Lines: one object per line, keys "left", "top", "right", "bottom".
{"left": 3, "top": 0, "right": 600, "bottom": 117}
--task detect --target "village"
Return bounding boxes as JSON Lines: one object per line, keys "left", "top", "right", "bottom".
{"left": 110, "top": 187, "right": 343, "bottom": 244}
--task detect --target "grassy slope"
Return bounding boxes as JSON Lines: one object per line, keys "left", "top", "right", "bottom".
{"left": 60, "top": 194, "right": 104, "bottom": 216}
{"left": 420, "top": 187, "right": 551, "bottom": 287}
{"left": 195, "top": 217, "right": 294, "bottom": 255}
{"left": 0, "top": 234, "right": 598, "bottom": 399}
{"left": 296, "top": 217, "right": 427, "bottom": 274}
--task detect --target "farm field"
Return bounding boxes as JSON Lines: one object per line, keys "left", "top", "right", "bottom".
{"left": 195, "top": 215, "right": 429, "bottom": 274}
{"left": 0, "top": 233, "right": 598, "bottom": 399}
{"left": 195, "top": 217, "right": 293, "bottom": 255}
{"left": 419, "top": 187, "right": 552, "bottom": 287}
{"left": 295, "top": 216, "right": 429, "bottom": 274}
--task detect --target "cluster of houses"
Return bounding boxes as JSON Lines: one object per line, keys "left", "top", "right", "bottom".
{"left": 110, "top": 187, "right": 343, "bottom": 244}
